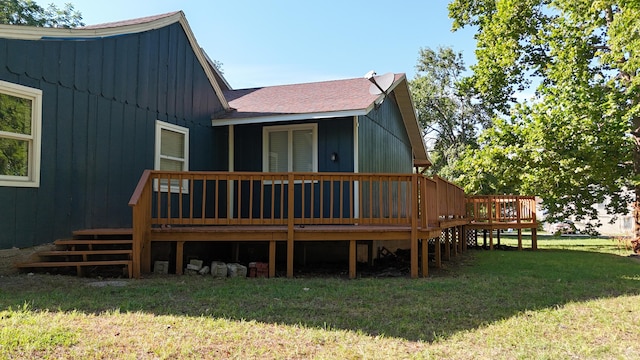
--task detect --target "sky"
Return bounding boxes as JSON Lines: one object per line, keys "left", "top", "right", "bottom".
{"left": 47, "top": 0, "right": 478, "bottom": 90}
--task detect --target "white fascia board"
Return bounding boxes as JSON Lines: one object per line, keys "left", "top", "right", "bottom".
{"left": 0, "top": 12, "right": 183, "bottom": 40}
{"left": 211, "top": 108, "right": 373, "bottom": 127}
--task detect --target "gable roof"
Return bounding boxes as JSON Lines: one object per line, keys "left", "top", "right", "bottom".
{"left": 215, "top": 74, "right": 430, "bottom": 166}
{"left": 0, "top": 11, "right": 230, "bottom": 111}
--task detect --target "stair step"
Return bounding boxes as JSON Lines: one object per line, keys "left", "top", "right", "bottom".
{"left": 16, "top": 260, "right": 132, "bottom": 268}
{"left": 55, "top": 239, "right": 133, "bottom": 246}
{"left": 37, "top": 250, "right": 132, "bottom": 256}
{"left": 72, "top": 228, "right": 133, "bottom": 236}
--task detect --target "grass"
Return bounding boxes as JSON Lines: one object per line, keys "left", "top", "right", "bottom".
{"left": 0, "top": 236, "right": 639, "bottom": 359}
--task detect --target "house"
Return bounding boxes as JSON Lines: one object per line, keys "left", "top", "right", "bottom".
{"left": 0, "top": 11, "right": 230, "bottom": 250}
{"left": 2, "top": 11, "right": 532, "bottom": 278}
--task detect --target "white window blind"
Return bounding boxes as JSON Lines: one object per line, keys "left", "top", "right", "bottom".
{"left": 155, "top": 120, "right": 189, "bottom": 192}
{"left": 263, "top": 124, "right": 317, "bottom": 173}
{"left": 292, "top": 129, "right": 313, "bottom": 172}
{"left": 268, "top": 130, "right": 288, "bottom": 172}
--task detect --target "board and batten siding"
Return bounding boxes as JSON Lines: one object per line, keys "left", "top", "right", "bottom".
{"left": 232, "top": 118, "right": 354, "bottom": 172}
{"left": 357, "top": 93, "right": 413, "bottom": 174}
{"left": 0, "top": 23, "right": 225, "bottom": 249}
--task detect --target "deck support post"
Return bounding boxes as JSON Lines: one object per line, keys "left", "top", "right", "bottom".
{"left": 444, "top": 228, "right": 451, "bottom": 261}
{"left": 532, "top": 228, "right": 538, "bottom": 250}
{"left": 451, "top": 227, "right": 458, "bottom": 257}
{"left": 462, "top": 226, "right": 467, "bottom": 252}
{"left": 286, "top": 173, "right": 295, "bottom": 278}
{"left": 435, "top": 236, "right": 441, "bottom": 268}
{"left": 410, "top": 175, "right": 419, "bottom": 278}
{"left": 421, "top": 238, "right": 428, "bottom": 277}
{"left": 269, "top": 240, "right": 276, "bottom": 278}
{"left": 489, "top": 229, "right": 494, "bottom": 250}
{"left": 176, "top": 241, "right": 184, "bottom": 275}
{"left": 349, "top": 240, "right": 356, "bottom": 279}
{"left": 517, "top": 229, "right": 523, "bottom": 250}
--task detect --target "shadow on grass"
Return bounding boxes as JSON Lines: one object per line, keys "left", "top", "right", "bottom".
{"left": 1, "top": 248, "right": 639, "bottom": 343}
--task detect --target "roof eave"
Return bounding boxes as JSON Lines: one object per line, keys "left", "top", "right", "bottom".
{"left": 211, "top": 108, "right": 371, "bottom": 127}
{"left": 390, "top": 75, "right": 432, "bottom": 167}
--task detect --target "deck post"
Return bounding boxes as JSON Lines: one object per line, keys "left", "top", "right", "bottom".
{"left": 269, "top": 240, "right": 276, "bottom": 278}
{"left": 421, "top": 238, "right": 428, "bottom": 277}
{"left": 518, "top": 228, "right": 523, "bottom": 250}
{"left": 410, "top": 175, "right": 419, "bottom": 278}
{"left": 176, "top": 241, "right": 184, "bottom": 275}
{"left": 451, "top": 226, "right": 458, "bottom": 256}
{"left": 489, "top": 229, "right": 494, "bottom": 250}
{"left": 286, "top": 173, "right": 295, "bottom": 278}
{"left": 434, "top": 235, "right": 441, "bottom": 268}
{"left": 532, "top": 199, "right": 538, "bottom": 250}
{"left": 444, "top": 228, "right": 451, "bottom": 261}
{"left": 462, "top": 226, "right": 467, "bottom": 252}
{"left": 349, "top": 240, "right": 356, "bottom": 279}
{"left": 129, "top": 170, "right": 153, "bottom": 278}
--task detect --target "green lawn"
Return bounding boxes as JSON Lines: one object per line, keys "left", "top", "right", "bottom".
{"left": 1, "top": 237, "right": 639, "bottom": 359}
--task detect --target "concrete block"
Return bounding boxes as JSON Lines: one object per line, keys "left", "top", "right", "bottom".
{"left": 211, "top": 261, "right": 227, "bottom": 278}
{"left": 188, "top": 259, "right": 203, "bottom": 270}
{"left": 153, "top": 261, "right": 169, "bottom": 274}
{"left": 227, "top": 263, "right": 247, "bottom": 278}
{"left": 198, "top": 266, "right": 210, "bottom": 275}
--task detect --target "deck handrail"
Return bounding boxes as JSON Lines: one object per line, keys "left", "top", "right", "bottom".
{"left": 466, "top": 195, "right": 537, "bottom": 224}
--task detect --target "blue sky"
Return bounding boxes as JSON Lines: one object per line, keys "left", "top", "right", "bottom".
{"left": 48, "top": 0, "right": 478, "bottom": 89}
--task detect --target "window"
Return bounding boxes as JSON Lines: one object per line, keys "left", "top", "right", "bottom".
{"left": 263, "top": 123, "right": 317, "bottom": 172}
{"left": 155, "top": 120, "right": 189, "bottom": 192}
{"left": 0, "top": 81, "right": 42, "bottom": 187}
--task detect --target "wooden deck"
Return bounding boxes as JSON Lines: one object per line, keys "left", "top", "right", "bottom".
{"left": 128, "top": 171, "right": 468, "bottom": 279}
{"left": 127, "top": 170, "right": 537, "bottom": 279}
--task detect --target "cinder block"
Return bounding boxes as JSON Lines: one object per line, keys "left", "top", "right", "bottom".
{"left": 153, "top": 261, "right": 169, "bottom": 274}
{"left": 211, "top": 261, "right": 227, "bottom": 278}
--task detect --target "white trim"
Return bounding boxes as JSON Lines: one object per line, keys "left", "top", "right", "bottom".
{"left": 212, "top": 108, "right": 372, "bottom": 127}
{"left": 0, "top": 80, "right": 42, "bottom": 188}
{"left": 154, "top": 120, "right": 189, "bottom": 193}
{"left": 262, "top": 123, "right": 318, "bottom": 173}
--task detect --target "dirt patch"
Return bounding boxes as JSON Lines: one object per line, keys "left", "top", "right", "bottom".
{"left": 0, "top": 244, "right": 55, "bottom": 276}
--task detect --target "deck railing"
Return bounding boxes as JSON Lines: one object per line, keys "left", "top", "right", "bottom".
{"left": 129, "top": 171, "right": 466, "bottom": 226}
{"left": 128, "top": 170, "right": 467, "bottom": 277}
{"left": 466, "top": 195, "right": 537, "bottom": 224}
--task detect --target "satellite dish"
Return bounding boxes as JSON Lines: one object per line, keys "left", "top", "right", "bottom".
{"left": 365, "top": 71, "right": 395, "bottom": 95}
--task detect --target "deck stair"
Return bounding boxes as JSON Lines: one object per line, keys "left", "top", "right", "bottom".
{"left": 16, "top": 228, "right": 134, "bottom": 278}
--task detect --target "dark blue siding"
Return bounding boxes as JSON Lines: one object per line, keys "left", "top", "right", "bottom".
{"left": 0, "top": 23, "right": 225, "bottom": 249}
{"left": 233, "top": 118, "right": 354, "bottom": 172}
{"left": 231, "top": 118, "right": 355, "bottom": 219}
{"left": 358, "top": 94, "right": 413, "bottom": 174}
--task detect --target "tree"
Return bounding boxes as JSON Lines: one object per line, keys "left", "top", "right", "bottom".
{"left": 410, "top": 46, "right": 491, "bottom": 178}
{"left": 0, "top": 0, "right": 83, "bottom": 27}
{"left": 448, "top": 1, "right": 639, "bottom": 241}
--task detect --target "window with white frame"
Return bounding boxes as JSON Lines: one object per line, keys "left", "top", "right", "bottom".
{"left": 0, "top": 81, "right": 42, "bottom": 187}
{"left": 155, "top": 120, "right": 189, "bottom": 192}
{"left": 263, "top": 123, "right": 317, "bottom": 172}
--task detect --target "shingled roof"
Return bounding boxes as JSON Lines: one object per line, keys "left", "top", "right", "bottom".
{"left": 215, "top": 73, "right": 430, "bottom": 166}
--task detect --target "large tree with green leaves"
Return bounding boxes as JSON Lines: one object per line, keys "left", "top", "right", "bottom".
{"left": 0, "top": 0, "right": 83, "bottom": 27}
{"left": 448, "top": 1, "right": 639, "bottom": 240}
{"left": 410, "top": 46, "right": 491, "bottom": 178}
